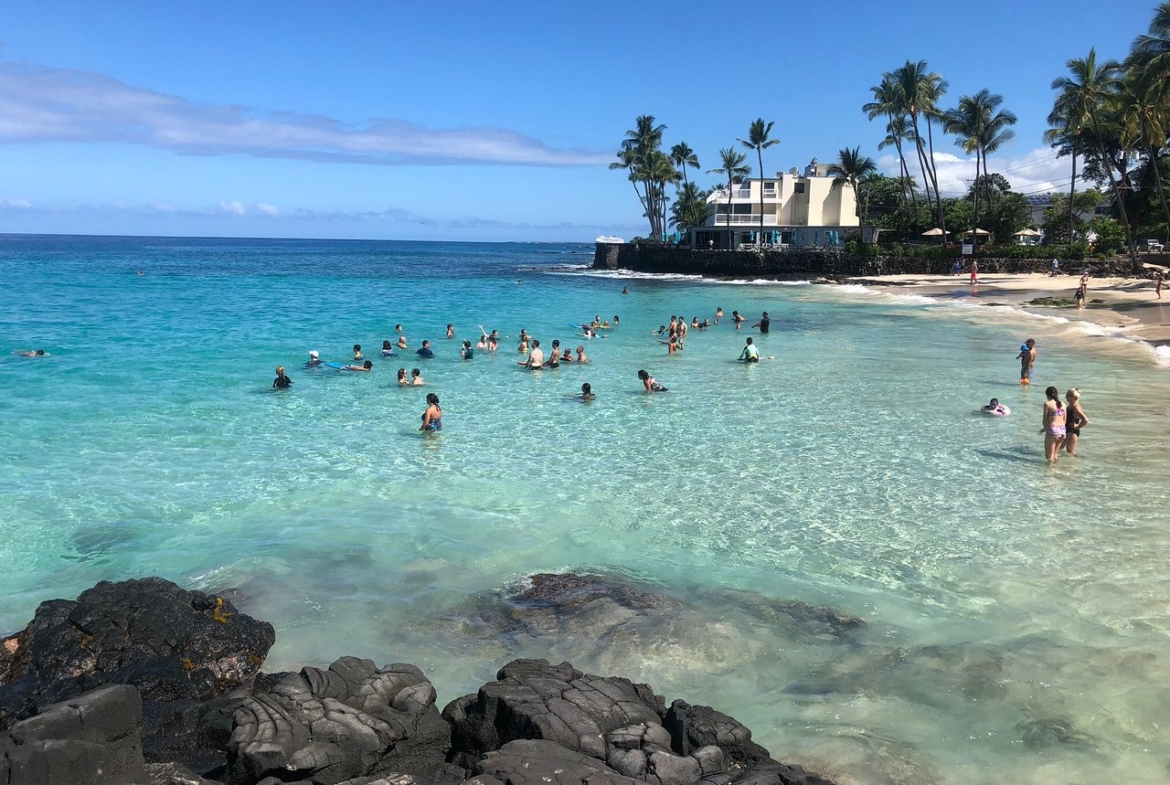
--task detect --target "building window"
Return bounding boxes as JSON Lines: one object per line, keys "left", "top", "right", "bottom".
{"left": 794, "top": 182, "right": 806, "bottom": 194}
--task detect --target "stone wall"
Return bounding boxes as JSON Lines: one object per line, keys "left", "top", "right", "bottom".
{"left": 592, "top": 243, "right": 1143, "bottom": 279}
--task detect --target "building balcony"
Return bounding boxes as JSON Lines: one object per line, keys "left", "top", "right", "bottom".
{"left": 710, "top": 215, "right": 779, "bottom": 226}
{"left": 708, "top": 188, "right": 780, "bottom": 203}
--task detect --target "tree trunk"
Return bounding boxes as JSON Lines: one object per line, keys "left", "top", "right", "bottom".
{"left": 1093, "top": 130, "right": 1138, "bottom": 266}
{"left": 758, "top": 149, "right": 765, "bottom": 247}
{"left": 924, "top": 119, "right": 946, "bottom": 238}
{"left": 1068, "top": 150, "right": 1077, "bottom": 243}
{"left": 1149, "top": 147, "right": 1170, "bottom": 242}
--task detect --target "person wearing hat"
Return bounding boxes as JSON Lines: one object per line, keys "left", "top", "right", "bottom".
{"left": 306, "top": 350, "right": 322, "bottom": 367}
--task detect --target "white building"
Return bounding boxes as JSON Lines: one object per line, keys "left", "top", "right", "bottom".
{"left": 691, "top": 158, "right": 862, "bottom": 250}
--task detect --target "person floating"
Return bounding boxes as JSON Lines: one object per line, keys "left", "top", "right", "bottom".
{"left": 980, "top": 398, "right": 1009, "bottom": 416}
{"left": 273, "top": 366, "right": 292, "bottom": 389}
{"left": 1016, "top": 339, "right": 1036, "bottom": 385}
{"left": 739, "top": 337, "right": 760, "bottom": 363}
{"left": 637, "top": 369, "right": 667, "bottom": 392}
{"left": 340, "top": 360, "right": 374, "bottom": 372}
{"left": 420, "top": 392, "right": 442, "bottom": 432}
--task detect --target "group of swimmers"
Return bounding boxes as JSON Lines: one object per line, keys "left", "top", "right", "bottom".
{"left": 979, "top": 335, "right": 1092, "bottom": 462}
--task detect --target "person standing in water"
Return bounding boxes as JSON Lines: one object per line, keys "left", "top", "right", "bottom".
{"left": 1064, "top": 388, "right": 1089, "bottom": 456}
{"left": 273, "top": 366, "right": 292, "bottom": 388}
{"left": 752, "top": 311, "right": 770, "bottom": 334}
{"left": 1041, "top": 386, "right": 1067, "bottom": 462}
{"left": 420, "top": 393, "right": 442, "bottom": 432}
{"left": 1016, "top": 339, "right": 1036, "bottom": 385}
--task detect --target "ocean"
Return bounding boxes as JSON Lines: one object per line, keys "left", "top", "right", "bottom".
{"left": 2, "top": 234, "right": 1168, "bottom": 785}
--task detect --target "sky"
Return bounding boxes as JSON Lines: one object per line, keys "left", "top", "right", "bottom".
{"left": 0, "top": 1, "right": 1159, "bottom": 242}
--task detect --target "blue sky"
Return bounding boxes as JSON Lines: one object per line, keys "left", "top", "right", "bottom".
{"left": 0, "top": 1, "right": 1157, "bottom": 241}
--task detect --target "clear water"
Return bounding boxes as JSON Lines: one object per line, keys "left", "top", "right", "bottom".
{"left": 2, "top": 235, "right": 1169, "bottom": 785}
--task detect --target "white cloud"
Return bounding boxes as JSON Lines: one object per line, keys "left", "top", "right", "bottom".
{"left": 878, "top": 146, "right": 1076, "bottom": 198}
{"left": 0, "top": 62, "right": 610, "bottom": 167}
{"left": 219, "top": 200, "right": 246, "bottom": 215}
{"left": 256, "top": 202, "right": 280, "bottom": 217}
{"left": 0, "top": 197, "right": 33, "bottom": 209}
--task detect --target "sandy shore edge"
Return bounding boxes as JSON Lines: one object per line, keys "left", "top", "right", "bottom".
{"left": 847, "top": 270, "right": 1170, "bottom": 348}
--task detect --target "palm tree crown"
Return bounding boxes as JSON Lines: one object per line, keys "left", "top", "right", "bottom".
{"left": 737, "top": 119, "right": 780, "bottom": 245}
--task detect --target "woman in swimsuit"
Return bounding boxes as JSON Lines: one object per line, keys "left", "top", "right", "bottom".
{"left": 1041, "top": 385, "right": 1066, "bottom": 462}
{"left": 420, "top": 393, "right": 442, "bottom": 432}
{"left": 1064, "top": 388, "right": 1089, "bottom": 456}
{"left": 397, "top": 368, "right": 409, "bottom": 386}
{"left": 381, "top": 340, "right": 396, "bottom": 357}
{"left": 637, "top": 369, "right": 667, "bottom": 392}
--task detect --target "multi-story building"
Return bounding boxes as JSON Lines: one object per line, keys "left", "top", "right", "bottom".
{"left": 691, "top": 158, "right": 861, "bottom": 250}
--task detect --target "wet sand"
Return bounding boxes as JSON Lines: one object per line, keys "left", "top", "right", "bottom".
{"left": 849, "top": 269, "right": 1170, "bottom": 347}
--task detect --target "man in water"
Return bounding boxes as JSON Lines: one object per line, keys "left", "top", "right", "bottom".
{"left": 1016, "top": 338, "right": 1036, "bottom": 384}
{"left": 524, "top": 339, "right": 544, "bottom": 369}
{"left": 273, "top": 366, "right": 292, "bottom": 388}
{"left": 416, "top": 340, "right": 435, "bottom": 359}
{"left": 739, "top": 337, "right": 760, "bottom": 363}
{"left": 306, "top": 350, "right": 322, "bottom": 367}
{"left": 752, "top": 311, "right": 770, "bottom": 334}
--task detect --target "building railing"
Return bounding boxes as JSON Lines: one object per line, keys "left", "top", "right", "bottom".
{"left": 708, "top": 188, "right": 780, "bottom": 203}
{"left": 710, "top": 215, "right": 779, "bottom": 226}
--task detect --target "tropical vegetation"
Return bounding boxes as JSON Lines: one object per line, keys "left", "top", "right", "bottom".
{"left": 609, "top": 2, "right": 1170, "bottom": 261}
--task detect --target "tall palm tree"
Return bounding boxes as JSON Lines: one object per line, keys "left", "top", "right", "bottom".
{"left": 1051, "top": 50, "right": 1136, "bottom": 263}
{"left": 707, "top": 148, "right": 751, "bottom": 249}
{"left": 1119, "top": 67, "right": 1170, "bottom": 240}
{"left": 827, "top": 147, "right": 878, "bottom": 243}
{"left": 1044, "top": 99, "right": 1084, "bottom": 244}
{"left": 670, "top": 142, "right": 700, "bottom": 191}
{"left": 864, "top": 75, "right": 915, "bottom": 215}
{"left": 737, "top": 119, "right": 780, "bottom": 246}
{"left": 890, "top": 61, "right": 948, "bottom": 234}
{"left": 1131, "top": 1, "right": 1170, "bottom": 95}
{"left": 670, "top": 182, "right": 708, "bottom": 232}
{"left": 944, "top": 90, "right": 1016, "bottom": 233}
{"left": 615, "top": 115, "right": 669, "bottom": 238}
{"left": 609, "top": 146, "right": 651, "bottom": 232}
{"left": 878, "top": 116, "right": 918, "bottom": 214}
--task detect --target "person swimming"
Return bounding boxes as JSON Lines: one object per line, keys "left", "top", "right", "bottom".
{"left": 638, "top": 369, "right": 667, "bottom": 392}
{"left": 980, "top": 398, "right": 1008, "bottom": 415}
{"left": 340, "top": 360, "right": 374, "bottom": 372}
{"left": 420, "top": 392, "right": 442, "bottom": 432}
{"left": 16, "top": 349, "right": 46, "bottom": 357}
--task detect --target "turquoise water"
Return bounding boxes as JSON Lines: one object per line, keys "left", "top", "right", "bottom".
{"left": 2, "top": 235, "right": 1169, "bottom": 785}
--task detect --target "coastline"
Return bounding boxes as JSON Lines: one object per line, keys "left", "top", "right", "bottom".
{"left": 846, "top": 270, "right": 1170, "bottom": 348}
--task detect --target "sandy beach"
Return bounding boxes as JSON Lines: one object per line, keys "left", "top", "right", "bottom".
{"left": 850, "top": 268, "right": 1170, "bottom": 347}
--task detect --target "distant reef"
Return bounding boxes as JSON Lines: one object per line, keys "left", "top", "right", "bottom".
{"left": 592, "top": 242, "right": 1143, "bottom": 279}
{"left": 0, "top": 576, "right": 839, "bottom": 785}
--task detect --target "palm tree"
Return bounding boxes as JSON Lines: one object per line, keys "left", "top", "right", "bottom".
{"left": 827, "top": 147, "right": 878, "bottom": 243}
{"left": 707, "top": 148, "right": 751, "bottom": 249}
{"left": 670, "top": 142, "right": 700, "bottom": 191}
{"left": 1051, "top": 50, "right": 1136, "bottom": 263}
{"left": 737, "top": 119, "right": 780, "bottom": 246}
{"left": 1044, "top": 98, "right": 1084, "bottom": 244}
{"left": 890, "top": 61, "right": 948, "bottom": 233}
{"left": 1119, "top": 67, "right": 1170, "bottom": 240}
{"left": 864, "top": 75, "right": 915, "bottom": 215}
{"left": 1131, "top": 1, "right": 1170, "bottom": 94}
{"left": 878, "top": 115, "right": 918, "bottom": 214}
{"left": 614, "top": 115, "right": 669, "bottom": 238}
{"left": 609, "top": 146, "right": 651, "bottom": 233}
{"left": 670, "top": 182, "right": 708, "bottom": 232}
{"left": 944, "top": 90, "right": 1016, "bottom": 234}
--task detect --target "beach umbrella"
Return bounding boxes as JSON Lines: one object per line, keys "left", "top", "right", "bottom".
{"left": 921, "top": 227, "right": 950, "bottom": 236}
{"left": 963, "top": 228, "right": 992, "bottom": 236}
{"left": 1013, "top": 228, "right": 1042, "bottom": 237}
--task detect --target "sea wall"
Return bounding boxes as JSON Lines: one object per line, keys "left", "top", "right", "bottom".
{"left": 592, "top": 243, "right": 1138, "bottom": 279}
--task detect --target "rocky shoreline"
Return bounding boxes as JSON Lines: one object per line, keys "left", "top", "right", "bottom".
{"left": 0, "top": 577, "right": 838, "bottom": 785}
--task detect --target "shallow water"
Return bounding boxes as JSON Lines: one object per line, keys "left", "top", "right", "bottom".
{"left": 2, "top": 235, "right": 1169, "bottom": 785}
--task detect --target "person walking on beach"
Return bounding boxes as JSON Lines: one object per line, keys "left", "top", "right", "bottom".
{"left": 1079, "top": 272, "right": 1089, "bottom": 297}
{"left": 970, "top": 260, "right": 979, "bottom": 284}
{"left": 420, "top": 393, "right": 442, "bottom": 432}
{"left": 1017, "top": 339, "right": 1036, "bottom": 385}
{"left": 1041, "top": 386, "right": 1067, "bottom": 463}
{"left": 273, "top": 366, "right": 292, "bottom": 389}
{"left": 1049, "top": 258, "right": 1060, "bottom": 277}
{"left": 1156, "top": 270, "right": 1164, "bottom": 299}
{"left": 1065, "top": 388, "right": 1089, "bottom": 456}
